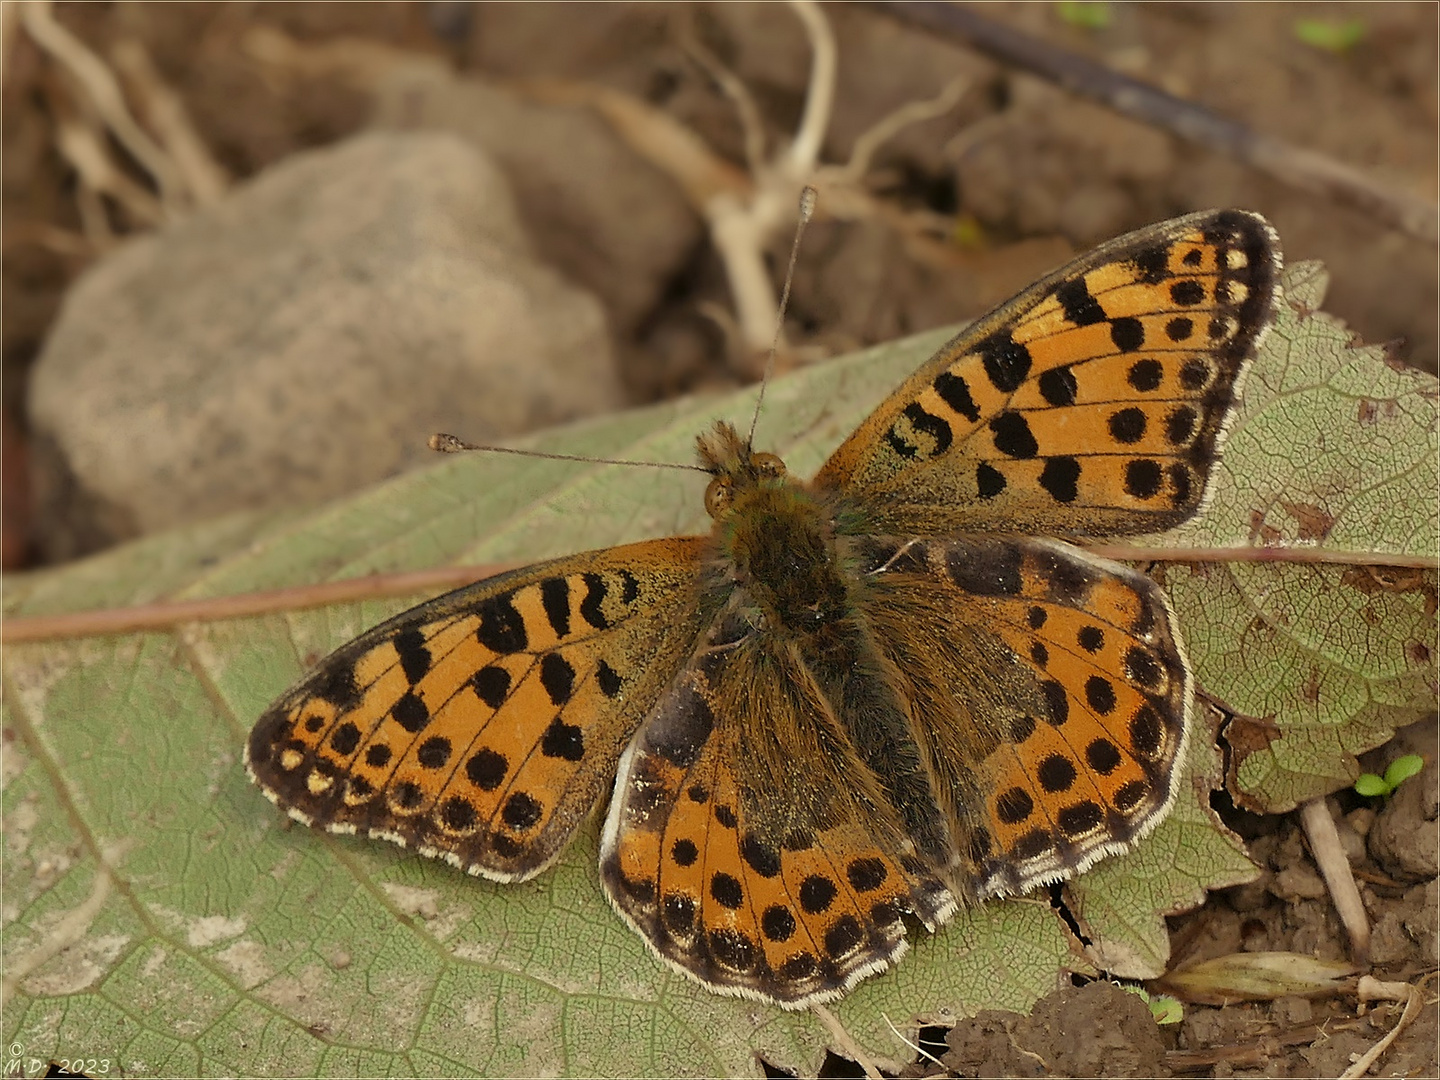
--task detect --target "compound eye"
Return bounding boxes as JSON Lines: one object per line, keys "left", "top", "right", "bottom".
{"left": 751, "top": 452, "right": 786, "bottom": 479}
{"left": 704, "top": 477, "right": 734, "bottom": 518}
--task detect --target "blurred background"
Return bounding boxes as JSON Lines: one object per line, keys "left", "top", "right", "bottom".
{"left": 4, "top": 1, "right": 1435, "bottom": 570}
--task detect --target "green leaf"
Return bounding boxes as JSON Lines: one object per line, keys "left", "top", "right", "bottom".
{"left": 1158, "top": 262, "right": 1437, "bottom": 812}
{"left": 1293, "top": 17, "right": 1367, "bottom": 53}
{"left": 5, "top": 259, "right": 1432, "bottom": 1075}
{"left": 1148, "top": 994, "right": 1184, "bottom": 1025}
{"left": 1353, "top": 773, "right": 1391, "bottom": 797}
{"left": 1055, "top": 1, "right": 1112, "bottom": 31}
{"left": 1383, "top": 753, "right": 1425, "bottom": 788}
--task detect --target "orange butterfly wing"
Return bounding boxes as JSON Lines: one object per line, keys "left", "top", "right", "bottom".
{"left": 816, "top": 208, "right": 1281, "bottom": 538}
{"left": 247, "top": 538, "right": 716, "bottom": 881}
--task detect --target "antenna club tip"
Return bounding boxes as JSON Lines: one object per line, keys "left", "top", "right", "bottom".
{"left": 429, "top": 433, "right": 465, "bottom": 453}
{"left": 799, "top": 185, "right": 817, "bottom": 220}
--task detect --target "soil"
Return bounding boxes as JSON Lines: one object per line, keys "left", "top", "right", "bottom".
{"left": 4, "top": 4, "right": 1435, "bottom": 1077}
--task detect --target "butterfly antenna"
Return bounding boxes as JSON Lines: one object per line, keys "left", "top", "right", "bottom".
{"left": 428, "top": 433, "right": 709, "bottom": 473}
{"left": 746, "top": 184, "right": 817, "bottom": 449}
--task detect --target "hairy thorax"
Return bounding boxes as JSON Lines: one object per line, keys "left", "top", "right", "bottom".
{"left": 719, "top": 481, "right": 850, "bottom": 636}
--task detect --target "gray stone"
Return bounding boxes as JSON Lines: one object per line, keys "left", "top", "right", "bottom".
{"left": 28, "top": 131, "right": 620, "bottom": 558}
{"left": 371, "top": 67, "right": 701, "bottom": 337}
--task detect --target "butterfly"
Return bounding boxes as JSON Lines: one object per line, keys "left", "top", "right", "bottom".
{"left": 246, "top": 208, "right": 1281, "bottom": 1009}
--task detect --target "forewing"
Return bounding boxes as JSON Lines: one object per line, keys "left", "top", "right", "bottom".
{"left": 599, "top": 622, "right": 956, "bottom": 1009}
{"left": 850, "top": 534, "right": 1190, "bottom": 898}
{"left": 246, "top": 538, "right": 714, "bottom": 882}
{"left": 815, "top": 209, "right": 1281, "bottom": 538}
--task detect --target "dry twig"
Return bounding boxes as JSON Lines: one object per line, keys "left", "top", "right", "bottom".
{"left": 882, "top": 1, "right": 1438, "bottom": 244}
{"left": 43, "top": 77, "right": 164, "bottom": 234}
{"left": 1339, "top": 976, "right": 1424, "bottom": 1079}
{"left": 812, "top": 1004, "right": 884, "bottom": 1080}
{"left": 21, "top": 0, "right": 183, "bottom": 212}
{"left": 1299, "top": 798, "right": 1371, "bottom": 965}
{"left": 110, "top": 38, "right": 230, "bottom": 206}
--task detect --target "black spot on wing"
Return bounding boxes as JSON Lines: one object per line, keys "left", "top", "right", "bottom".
{"left": 477, "top": 594, "right": 527, "bottom": 653}
{"left": 596, "top": 659, "right": 623, "bottom": 698}
{"left": 977, "top": 332, "right": 1032, "bottom": 393}
{"left": 472, "top": 665, "right": 510, "bottom": 709}
{"left": 761, "top": 905, "right": 796, "bottom": 942}
{"left": 1110, "top": 317, "right": 1145, "bottom": 352}
{"left": 1108, "top": 408, "right": 1147, "bottom": 444}
{"left": 1041, "top": 680, "right": 1069, "bottom": 726}
{"left": 1058, "top": 800, "right": 1104, "bottom": 836}
{"left": 580, "top": 574, "right": 611, "bottom": 630}
{"left": 541, "top": 718, "right": 585, "bottom": 761}
{"left": 540, "top": 577, "right": 571, "bottom": 639}
{"left": 1131, "top": 244, "right": 1170, "bottom": 284}
{"left": 1086, "top": 738, "right": 1122, "bottom": 775}
{"left": 1037, "top": 366, "right": 1077, "bottom": 407}
{"left": 313, "top": 664, "right": 362, "bottom": 712}
{"left": 1125, "top": 459, "right": 1164, "bottom": 500}
{"left": 990, "top": 412, "right": 1038, "bottom": 459}
{"left": 1013, "top": 829, "right": 1053, "bottom": 860}
{"left": 330, "top": 722, "right": 360, "bottom": 756}
{"left": 1171, "top": 279, "right": 1205, "bottom": 306}
{"left": 799, "top": 875, "right": 837, "bottom": 914}
{"left": 1038, "top": 754, "right": 1076, "bottom": 793}
{"left": 976, "top": 463, "right": 1006, "bottom": 499}
{"left": 1055, "top": 278, "right": 1106, "bottom": 326}
{"left": 1127, "top": 359, "right": 1163, "bottom": 392}
{"left": 365, "top": 744, "right": 392, "bottom": 768}
{"left": 619, "top": 570, "right": 640, "bottom": 605}
{"left": 392, "top": 691, "right": 430, "bottom": 733}
{"left": 647, "top": 682, "right": 714, "bottom": 769}
{"left": 466, "top": 748, "right": 507, "bottom": 790}
{"left": 417, "top": 736, "right": 451, "bottom": 768}
{"left": 741, "top": 833, "right": 782, "bottom": 878}
{"left": 502, "top": 791, "right": 543, "bottom": 829}
{"left": 997, "top": 787, "right": 1034, "bottom": 824}
{"left": 902, "top": 402, "right": 953, "bottom": 457}
{"left": 933, "top": 371, "right": 981, "bottom": 422}
{"left": 1039, "top": 457, "right": 1080, "bottom": 503}
{"left": 947, "top": 542, "right": 1022, "bottom": 596}
{"left": 393, "top": 628, "right": 431, "bottom": 686}
{"left": 539, "top": 652, "right": 575, "bottom": 706}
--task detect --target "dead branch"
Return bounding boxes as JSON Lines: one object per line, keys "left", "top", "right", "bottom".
{"left": 881, "top": 1, "right": 1438, "bottom": 245}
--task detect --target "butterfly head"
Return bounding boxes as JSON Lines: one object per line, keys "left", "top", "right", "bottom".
{"left": 697, "top": 421, "right": 789, "bottom": 521}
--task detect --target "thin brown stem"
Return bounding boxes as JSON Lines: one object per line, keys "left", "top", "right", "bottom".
{"left": 880, "top": 2, "right": 1438, "bottom": 244}
{"left": 4, "top": 540, "right": 1432, "bottom": 644}
{"left": 1085, "top": 543, "right": 1438, "bottom": 570}
{"left": 2, "top": 565, "right": 515, "bottom": 644}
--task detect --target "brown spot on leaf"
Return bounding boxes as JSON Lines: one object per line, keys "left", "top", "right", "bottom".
{"left": 1219, "top": 709, "right": 1284, "bottom": 813}
{"left": 1279, "top": 500, "right": 1336, "bottom": 543}
{"left": 1341, "top": 567, "right": 1438, "bottom": 618}
{"left": 1247, "top": 510, "right": 1282, "bottom": 546}
{"left": 1355, "top": 398, "right": 1401, "bottom": 424}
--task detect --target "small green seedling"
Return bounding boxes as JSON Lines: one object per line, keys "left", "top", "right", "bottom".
{"left": 1354, "top": 754, "right": 1424, "bottom": 799}
{"left": 1055, "top": 1, "right": 1111, "bottom": 31}
{"left": 1120, "top": 984, "right": 1184, "bottom": 1025}
{"left": 950, "top": 214, "right": 987, "bottom": 251}
{"left": 1293, "top": 17, "right": 1367, "bottom": 53}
